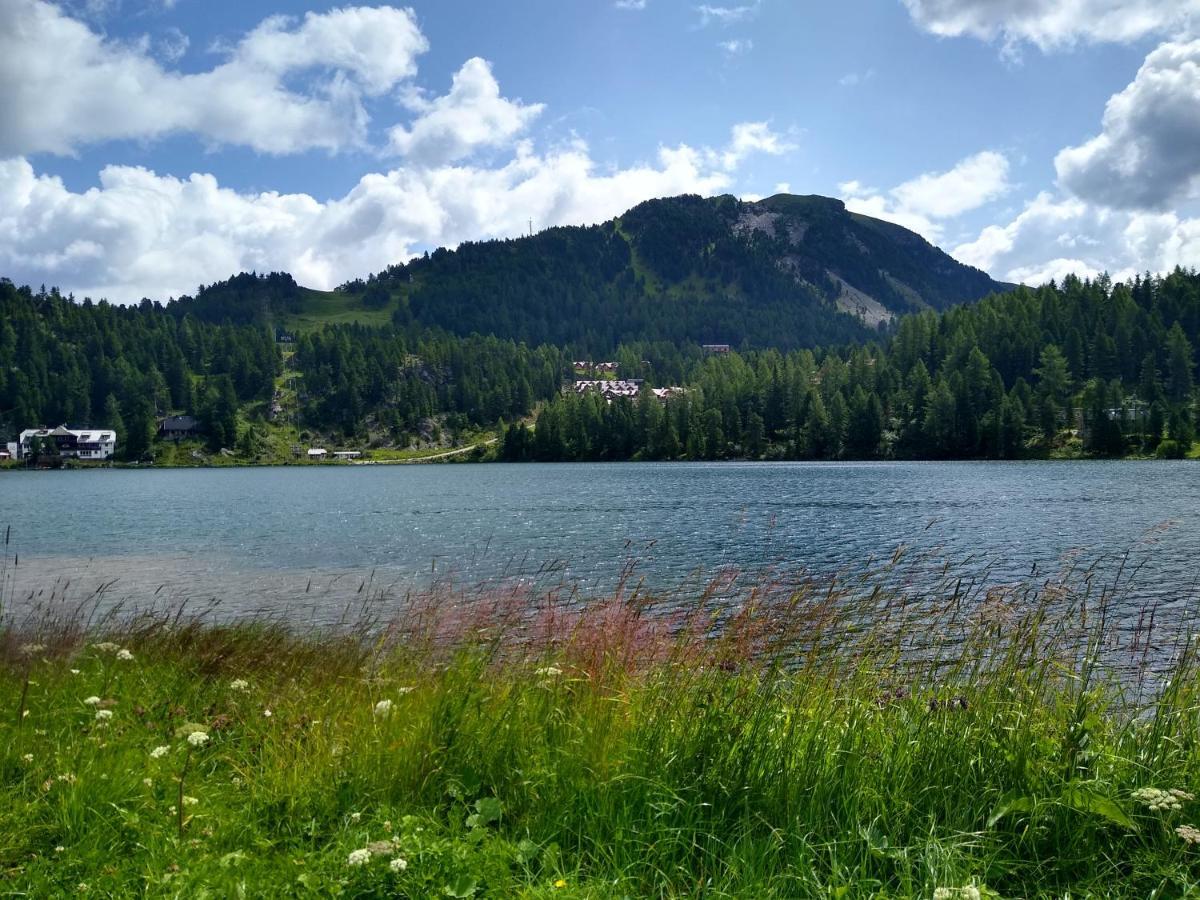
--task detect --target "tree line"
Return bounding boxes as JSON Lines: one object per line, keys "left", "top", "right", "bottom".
{"left": 501, "top": 269, "right": 1200, "bottom": 462}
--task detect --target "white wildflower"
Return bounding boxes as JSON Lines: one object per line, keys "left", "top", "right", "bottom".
{"left": 389, "top": 856, "right": 408, "bottom": 872}
{"left": 182, "top": 796, "right": 198, "bottom": 806}
{"left": 149, "top": 745, "right": 170, "bottom": 759}
{"left": 19, "top": 643, "right": 46, "bottom": 656}
{"left": 374, "top": 699, "right": 393, "bottom": 717}
{"left": 350, "top": 812, "right": 362, "bottom": 822}
{"left": 347, "top": 848, "right": 371, "bottom": 866}
{"left": 143, "top": 778, "right": 153, "bottom": 787}
{"left": 262, "top": 709, "right": 272, "bottom": 718}
{"left": 22, "top": 753, "right": 33, "bottom": 763}
{"left": 116, "top": 648, "right": 134, "bottom": 661}
{"left": 396, "top": 686, "right": 414, "bottom": 695}
{"left": 535, "top": 666, "right": 562, "bottom": 677}
{"left": 92, "top": 642, "right": 119, "bottom": 653}
{"left": 230, "top": 679, "right": 249, "bottom": 691}
{"left": 70, "top": 668, "right": 81, "bottom": 675}
{"left": 1177, "top": 824, "right": 1200, "bottom": 844}
{"left": 1133, "top": 786, "right": 1193, "bottom": 811}
{"left": 187, "top": 731, "right": 210, "bottom": 748}
{"left": 94, "top": 709, "right": 113, "bottom": 722}
{"left": 83, "top": 696, "right": 101, "bottom": 706}
{"left": 55, "top": 845, "right": 65, "bottom": 853}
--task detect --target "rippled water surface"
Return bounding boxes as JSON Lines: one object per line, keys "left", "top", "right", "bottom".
{"left": 2, "top": 461, "right": 1198, "bottom": 622}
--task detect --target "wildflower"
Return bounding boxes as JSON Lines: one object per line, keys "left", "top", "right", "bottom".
{"left": 92, "top": 642, "right": 119, "bottom": 653}
{"left": 116, "top": 648, "right": 134, "bottom": 661}
{"left": 77, "top": 883, "right": 89, "bottom": 893}
{"left": 263, "top": 709, "right": 272, "bottom": 718}
{"left": 1177, "top": 824, "right": 1200, "bottom": 845}
{"left": 22, "top": 753, "right": 33, "bottom": 763}
{"left": 94, "top": 709, "right": 113, "bottom": 722}
{"left": 187, "top": 731, "right": 210, "bottom": 748}
{"left": 143, "top": 778, "right": 153, "bottom": 787}
{"left": 55, "top": 846, "right": 65, "bottom": 853}
{"left": 347, "top": 848, "right": 371, "bottom": 866}
{"left": 536, "top": 666, "right": 563, "bottom": 677}
{"left": 396, "top": 686, "right": 414, "bottom": 695}
{"left": 150, "top": 745, "right": 170, "bottom": 759}
{"left": 182, "top": 796, "right": 198, "bottom": 806}
{"left": 554, "top": 879, "right": 567, "bottom": 889}
{"left": 389, "top": 857, "right": 408, "bottom": 873}
{"left": 231, "top": 776, "right": 243, "bottom": 786}
{"left": 933, "top": 889, "right": 980, "bottom": 900}
{"left": 83, "top": 696, "right": 101, "bottom": 706}
{"left": 374, "top": 699, "right": 393, "bottom": 717}
{"left": 350, "top": 812, "right": 362, "bottom": 822}
{"left": 19, "top": 643, "right": 46, "bottom": 656}
{"left": 57, "top": 773, "right": 77, "bottom": 783}
{"left": 230, "top": 679, "right": 249, "bottom": 691}
{"left": 70, "top": 668, "right": 81, "bottom": 675}
{"left": 1132, "top": 787, "right": 1194, "bottom": 811}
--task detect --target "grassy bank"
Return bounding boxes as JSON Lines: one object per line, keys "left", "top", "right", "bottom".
{"left": 3, "top": 561, "right": 1200, "bottom": 897}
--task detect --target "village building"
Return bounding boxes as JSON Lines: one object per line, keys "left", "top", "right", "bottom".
{"left": 652, "top": 387, "right": 686, "bottom": 402}
{"left": 332, "top": 450, "right": 362, "bottom": 460}
{"left": 307, "top": 448, "right": 328, "bottom": 459}
{"left": 18, "top": 426, "right": 117, "bottom": 460}
{"left": 159, "top": 415, "right": 199, "bottom": 441}
{"left": 701, "top": 343, "right": 732, "bottom": 354}
{"left": 573, "top": 379, "right": 643, "bottom": 401}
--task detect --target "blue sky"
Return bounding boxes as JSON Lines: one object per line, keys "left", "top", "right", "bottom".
{"left": 1, "top": 0, "right": 1198, "bottom": 302}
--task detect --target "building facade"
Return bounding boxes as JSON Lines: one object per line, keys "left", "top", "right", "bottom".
{"left": 19, "top": 426, "right": 117, "bottom": 461}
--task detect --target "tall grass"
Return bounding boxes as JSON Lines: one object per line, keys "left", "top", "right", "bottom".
{"left": 2, "top": 547, "right": 1200, "bottom": 897}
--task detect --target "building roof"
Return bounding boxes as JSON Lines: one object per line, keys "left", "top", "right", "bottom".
{"left": 161, "top": 415, "right": 199, "bottom": 430}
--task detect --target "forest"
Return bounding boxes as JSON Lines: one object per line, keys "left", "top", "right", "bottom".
{"left": 501, "top": 269, "right": 1200, "bottom": 462}
{"left": 4, "top": 267, "right": 1199, "bottom": 464}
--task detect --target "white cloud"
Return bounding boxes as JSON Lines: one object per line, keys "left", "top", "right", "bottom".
{"left": 840, "top": 151, "right": 1011, "bottom": 240}
{"left": 1056, "top": 39, "right": 1200, "bottom": 211}
{"left": 0, "top": 0, "right": 428, "bottom": 156}
{"left": 157, "top": 26, "right": 189, "bottom": 63}
{"left": 696, "top": 2, "right": 760, "bottom": 27}
{"left": 0, "top": 122, "right": 785, "bottom": 302}
{"left": 718, "top": 121, "right": 794, "bottom": 169}
{"left": 614, "top": 0, "right": 647, "bottom": 8}
{"left": 952, "top": 190, "right": 1200, "bottom": 283}
{"left": 388, "top": 58, "right": 543, "bottom": 166}
{"left": 901, "top": 0, "right": 1200, "bottom": 51}
{"left": 719, "top": 38, "right": 753, "bottom": 56}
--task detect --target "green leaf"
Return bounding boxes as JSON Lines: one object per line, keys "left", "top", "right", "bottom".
{"left": 1060, "top": 786, "right": 1138, "bottom": 831}
{"left": 467, "top": 796, "right": 502, "bottom": 828}
{"left": 987, "top": 794, "right": 1036, "bottom": 828}
{"left": 443, "top": 874, "right": 479, "bottom": 898}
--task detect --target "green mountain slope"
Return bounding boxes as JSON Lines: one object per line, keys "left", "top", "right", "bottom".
{"left": 176, "top": 193, "right": 1009, "bottom": 352}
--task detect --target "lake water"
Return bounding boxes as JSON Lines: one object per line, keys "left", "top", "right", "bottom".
{"left": 2, "top": 461, "right": 1198, "bottom": 628}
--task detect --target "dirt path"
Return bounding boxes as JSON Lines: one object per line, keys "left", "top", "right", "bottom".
{"left": 355, "top": 437, "right": 498, "bottom": 465}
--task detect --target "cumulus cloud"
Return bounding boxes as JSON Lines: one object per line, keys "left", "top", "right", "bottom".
{"left": 901, "top": 0, "right": 1199, "bottom": 50}
{"left": 717, "top": 121, "right": 794, "bottom": 169}
{"left": 840, "top": 151, "right": 1011, "bottom": 240}
{"left": 388, "top": 58, "right": 544, "bottom": 165}
{"left": 952, "top": 190, "right": 1200, "bottom": 283}
{"left": 0, "top": 0, "right": 428, "bottom": 156}
{"left": 1055, "top": 40, "right": 1200, "bottom": 211}
{"left": 0, "top": 123, "right": 785, "bottom": 302}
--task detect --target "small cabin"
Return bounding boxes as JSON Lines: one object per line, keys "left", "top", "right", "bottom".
{"left": 307, "top": 448, "right": 328, "bottom": 459}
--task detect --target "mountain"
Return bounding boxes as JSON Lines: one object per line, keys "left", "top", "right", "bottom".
{"left": 363, "top": 193, "right": 1010, "bottom": 351}
{"left": 174, "top": 193, "right": 1010, "bottom": 352}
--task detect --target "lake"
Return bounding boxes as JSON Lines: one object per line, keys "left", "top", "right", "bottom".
{"left": 2, "top": 461, "right": 1198, "bottom": 627}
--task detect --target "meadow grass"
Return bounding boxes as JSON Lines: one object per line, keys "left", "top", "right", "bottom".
{"left": 3, "top": 551, "right": 1200, "bottom": 898}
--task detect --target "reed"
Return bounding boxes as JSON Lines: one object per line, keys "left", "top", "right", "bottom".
{"left": 2, "top": 548, "right": 1199, "bottom": 897}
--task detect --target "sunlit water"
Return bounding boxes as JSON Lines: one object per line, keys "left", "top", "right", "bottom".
{"left": 1, "top": 461, "right": 1198, "bottom": 629}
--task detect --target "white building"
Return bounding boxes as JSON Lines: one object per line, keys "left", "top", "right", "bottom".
{"left": 19, "top": 426, "right": 117, "bottom": 461}
{"left": 307, "top": 448, "right": 328, "bottom": 459}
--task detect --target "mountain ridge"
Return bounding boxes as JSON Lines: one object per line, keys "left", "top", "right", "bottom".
{"left": 177, "top": 192, "right": 1012, "bottom": 352}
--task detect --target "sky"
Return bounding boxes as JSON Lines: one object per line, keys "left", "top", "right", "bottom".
{"left": 1, "top": 0, "right": 1199, "bottom": 303}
